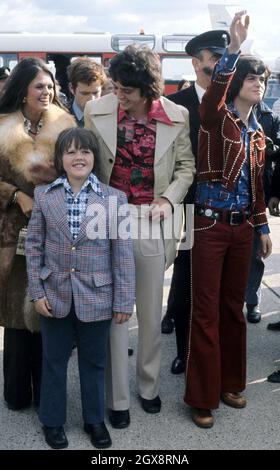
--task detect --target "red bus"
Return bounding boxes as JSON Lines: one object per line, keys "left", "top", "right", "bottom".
{"left": 0, "top": 32, "right": 196, "bottom": 94}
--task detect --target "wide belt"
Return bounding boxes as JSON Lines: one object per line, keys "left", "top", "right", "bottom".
{"left": 194, "top": 205, "right": 250, "bottom": 226}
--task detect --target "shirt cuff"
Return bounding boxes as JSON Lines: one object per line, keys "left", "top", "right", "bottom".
{"left": 215, "top": 48, "right": 240, "bottom": 75}
{"left": 256, "top": 224, "right": 270, "bottom": 235}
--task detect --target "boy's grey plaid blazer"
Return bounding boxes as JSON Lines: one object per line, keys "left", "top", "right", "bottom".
{"left": 25, "top": 182, "right": 135, "bottom": 322}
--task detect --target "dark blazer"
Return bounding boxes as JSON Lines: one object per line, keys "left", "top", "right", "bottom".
{"left": 168, "top": 85, "right": 200, "bottom": 204}
{"left": 168, "top": 85, "right": 200, "bottom": 159}
{"left": 256, "top": 101, "right": 280, "bottom": 204}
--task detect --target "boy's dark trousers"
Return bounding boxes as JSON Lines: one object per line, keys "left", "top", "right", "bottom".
{"left": 39, "top": 302, "right": 111, "bottom": 426}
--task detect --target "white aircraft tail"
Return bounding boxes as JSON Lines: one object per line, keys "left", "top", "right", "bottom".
{"left": 208, "top": 3, "right": 279, "bottom": 73}
{"left": 208, "top": 3, "right": 253, "bottom": 54}
{"left": 208, "top": 3, "right": 233, "bottom": 30}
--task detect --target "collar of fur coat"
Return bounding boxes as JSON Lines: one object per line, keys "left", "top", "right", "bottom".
{"left": 0, "top": 104, "right": 76, "bottom": 182}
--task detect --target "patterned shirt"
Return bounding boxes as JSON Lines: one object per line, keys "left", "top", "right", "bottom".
{"left": 46, "top": 173, "right": 104, "bottom": 238}
{"left": 110, "top": 99, "right": 173, "bottom": 205}
{"left": 195, "top": 105, "right": 259, "bottom": 211}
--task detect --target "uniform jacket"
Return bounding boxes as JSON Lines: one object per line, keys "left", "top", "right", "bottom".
{"left": 168, "top": 84, "right": 201, "bottom": 204}
{"left": 84, "top": 94, "right": 196, "bottom": 268}
{"left": 0, "top": 105, "right": 76, "bottom": 329}
{"left": 198, "top": 70, "right": 267, "bottom": 228}
{"left": 168, "top": 85, "right": 200, "bottom": 159}
{"left": 26, "top": 183, "right": 135, "bottom": 322}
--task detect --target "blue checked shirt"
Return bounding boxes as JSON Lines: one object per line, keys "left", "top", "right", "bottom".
{"left": 46, "top": 173, "right": 104, "bottom": 238}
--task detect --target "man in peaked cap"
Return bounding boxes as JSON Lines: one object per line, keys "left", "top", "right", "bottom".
{"left": 0, "top": 66, "right": 10, "bottom": 93}
{"left": 161, "top": 29, "right": 230, "bottom": 374}
{"left": 185, "top": 29, "right": 230, "bottom": 57}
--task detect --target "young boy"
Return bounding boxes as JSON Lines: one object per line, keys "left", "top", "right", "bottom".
{"left": 25, "top": 127, "right": 135, "bottom": 449}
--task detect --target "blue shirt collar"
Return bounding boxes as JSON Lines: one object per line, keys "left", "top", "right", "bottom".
{"left": 227, "top": 102, "right": 261, "bottom": 132}
{"left": 72, "top": 99, "right": 84, "bottom": 123}
{"left": 45, "top": 172, "right": 104, "bottom": 198}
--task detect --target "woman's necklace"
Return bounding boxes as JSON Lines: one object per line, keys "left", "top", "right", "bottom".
{"left": 23, "top": 116, "right": 43, "bottom": 136}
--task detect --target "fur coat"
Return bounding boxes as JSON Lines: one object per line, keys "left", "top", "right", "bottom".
{"left": 0, "top": 104, "right": 76, "bottom": 330}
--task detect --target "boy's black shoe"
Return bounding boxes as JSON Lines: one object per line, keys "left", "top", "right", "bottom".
{"left": 84, "top": 422, "right": 112, "bottom": 449}
{"left": 43, "top": 425, "right": 68, "bottom": 449}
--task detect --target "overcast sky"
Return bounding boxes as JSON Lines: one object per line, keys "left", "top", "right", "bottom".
{"left": 0, "top": 0, "right": 279, "bottom": 59}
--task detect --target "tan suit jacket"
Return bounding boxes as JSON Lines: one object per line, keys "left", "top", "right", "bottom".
{"left": 84, "top": 94, "right": 195, "bottom": 268}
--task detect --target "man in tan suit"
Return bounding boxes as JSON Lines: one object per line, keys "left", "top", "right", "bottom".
{"left": 84, "top": 45, "right": 195, "bottom": 426}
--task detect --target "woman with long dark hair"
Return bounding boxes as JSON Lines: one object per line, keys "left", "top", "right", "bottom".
{"left": 0, "top": 57, "right": 76, "bottom": 410}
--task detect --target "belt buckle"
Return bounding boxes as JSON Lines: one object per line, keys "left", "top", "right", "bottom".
{"left": 229, "top": 211, "right": 241, "bottom": 225}
{"left": 204, "top": 208, "right": 213, "bottom": 217}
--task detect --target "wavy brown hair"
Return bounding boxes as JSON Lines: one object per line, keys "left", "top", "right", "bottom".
{"left": 67, "top": 57, "right": 106, "bottom": 90}
{"left": 109, "top": 45, "right": 164, "bottom": 101}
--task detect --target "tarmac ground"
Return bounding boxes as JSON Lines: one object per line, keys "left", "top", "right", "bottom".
{"left": 0, "top": 215, "right": 280, "bottom": 451}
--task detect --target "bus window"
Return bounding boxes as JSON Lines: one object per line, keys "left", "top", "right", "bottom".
{"left": 161, "top": 56, "right": 195, "bottom": 82}
{"left": 0, "top": 53, "right": 18, "bottom": 69}
{"left": 111, "top": 34, "right": 155, "bottom": 51}
{"left": 162, "top": 35, "right": 195, "bottom": 53}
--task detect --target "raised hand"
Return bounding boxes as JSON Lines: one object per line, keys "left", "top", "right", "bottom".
{"left": 228, "top": 10, "right": 250, "bottom": 54}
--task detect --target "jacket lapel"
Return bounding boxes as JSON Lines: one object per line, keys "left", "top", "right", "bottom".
{"left": 87, "top": 94, "right": 118, "bottom": 158}
{"left": 154, "top": 97, "right": 186, "bottom": 163}
{"left": 93, "top": 113, "right": 117, "bottom": 157}
{"left": 75, "top": 188, "right": 108, "bottom": 244}
{"left": 46, "top": 186, "right": 72, "bottom": 241}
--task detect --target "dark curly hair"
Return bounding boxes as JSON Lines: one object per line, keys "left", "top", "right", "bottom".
{"left": 227, "top": 55, "right": 270, "bottom": 103}
{"left": 108, "top": 45, "right": 164, "bottom": 101}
